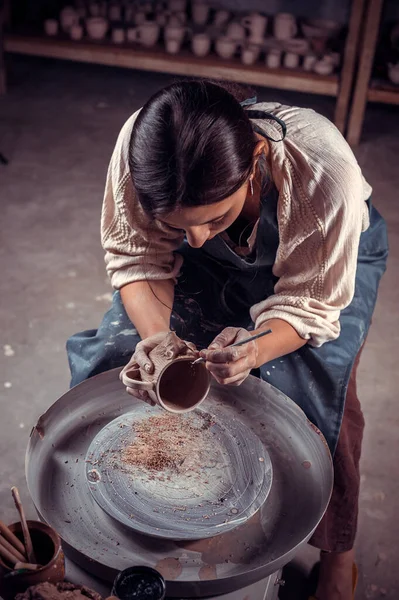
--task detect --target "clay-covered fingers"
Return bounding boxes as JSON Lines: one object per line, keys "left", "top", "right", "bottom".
{"left": 126, "top": 387, "right": 155, "bottom": 406}
{"left": 200, "top": 327, "right": 258, "bottom": 387}
{"left": 205, "top": 355, "right": 252, "bottom": 384}
{"left": 162, "top": 332, "right": 190, "bottom": 359}
{"left": 133, "top": 331, "right": 171, "bottom": 373}
{"left": 209, "top": 326, "right": 249, "bottom": 349}
{"left": 210, "top": 373, "right": 247, "bottom": 386}
{"left": 202, "top": 344, "right": 247, "bottom": 364}
{"left": 183, "top": 341, "right": 199, "bottom": 357}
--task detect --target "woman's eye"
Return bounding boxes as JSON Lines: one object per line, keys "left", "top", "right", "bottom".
{"left": 211, "top": 216, "right": 227, "bottom": 228}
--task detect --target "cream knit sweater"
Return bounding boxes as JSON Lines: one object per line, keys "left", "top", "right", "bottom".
{"left": 101, "top": 102, "right": 371, "bottom": 347}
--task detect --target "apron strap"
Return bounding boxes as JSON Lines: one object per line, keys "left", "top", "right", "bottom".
{"left": 239, "top": 96, "right": 287, "bottom": 142}
{"left": 246, "top": 110, "right": 287, "bottom": 142}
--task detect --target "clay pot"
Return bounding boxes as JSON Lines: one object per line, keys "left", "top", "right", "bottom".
{"left": 59, "top": 6, "right": 78, "bottom": 32}
{"left": 0, "top": 521, "right": 65, "bottom": 600}
{"left": 44, "top": 19, "right": 59, "bottom": 36}
{"left": 122, "top": 333, "right": 211, "bottom": 413}
{"left": 388, "top": 63, "right": 399, "bottom": 85}
{"left": 86, "top": 17, "right": 109, "bottom": 40}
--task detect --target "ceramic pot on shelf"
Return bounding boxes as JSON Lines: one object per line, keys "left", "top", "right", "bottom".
{"left": 313, "top": 57, "right": 334, "bottom": 75}
{"left": 89, "top": 2, "right": 101, "bottom": 17}
{"left": 266, "top": 49, "right": 281, "bottom": 68}
{"left": 60, "top": 6, "right": 78, "bottom": 31}
{"left": 274, "top": 12, "right": 297, "bottom": 40}
{"left": 109, "top": 3, "right": 122, "bottom": 21}
{"left": 86, "top": 16, "right": 109, "bottom": 40}
{"left": 303, "top": 54, "right": 317, "bottom": 71}
{"left": 134, "top": 10, "right": 147, "bottom": 25}
{"left": 213, "top": 9, "right": 230, "bottom": 28}
{"left": 168, "top": 0, "right": 186, "bottom": 13}
{"left": 215, "top": 35, "right": 237, "bottom": 59}
{"left": 283, "top": 51, "right": 299, "bottom": 69}
{"left": 164, "top": 23, "right": 188, "bottom": 46}
{"left": 191, "top": 0, "right": 210, "bottom": 27}
{"left": 165, "top": 38, "right": 181, "bottom": 53}
{"left": 70, "top": 23, "right": 84, "bottom": 40}
{"left": 191, "top": 32, "right": 211, "bottom": 57}
{"left": 168, "top": 13, "right": 186, "bottom": 27}
{"left": 226, "top": 22, "right": 246, "bottom": 42}
{"left": 241, "top": 44, "right": 260, "bottom": 66}
{"left": 241, "top": 12, "right": 267, "bottom": 42}
{"left": 44, "top": 19, "right": 59, "bottom": 36}
{"left": 127, "top": 21, "right": 160, "bottom": 47}
{"left": 112, "top": 27, "right": 125, "bottom": 43}
{"left": 387, "top": 63, "right": 399, "bottom": 84}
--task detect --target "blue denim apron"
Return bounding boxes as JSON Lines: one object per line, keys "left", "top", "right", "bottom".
{"left": 67, "top": 180, "right": 388, "bottom": 454}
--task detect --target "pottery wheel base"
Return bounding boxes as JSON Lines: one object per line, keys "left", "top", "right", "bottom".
{"left": 65, "top": 556, "right": 282, "bottom": 600}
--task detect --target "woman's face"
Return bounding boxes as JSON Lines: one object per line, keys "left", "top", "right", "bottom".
{"left": 160, "top": 180, "right": 250, "bottom": 249}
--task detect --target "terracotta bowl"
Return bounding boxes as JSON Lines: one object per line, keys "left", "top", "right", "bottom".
{"left": 0, "top": 520, "right": 65, "bottom": 600}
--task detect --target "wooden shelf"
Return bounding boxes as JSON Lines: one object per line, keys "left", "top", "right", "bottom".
{"left": 368, "top": 80, "right": 399, "bottom": 104}
{"left": 4, "top": 33, "right": 339, "bottom": 96}
{"left": 346, "top": 0, "right": 399, "bottom": 145}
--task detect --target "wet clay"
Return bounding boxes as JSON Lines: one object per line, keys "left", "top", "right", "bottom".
{"left": 198, "top": 565, "right": 217, "bottom": 580}
{"left": 178, "top": 512, "right": 265, "bottom": 566}
{"left": 154, "top": 558, "right": 182, "bottom": 580}
{"left": 15, "top": 582, "right": 102, "bottom": 600}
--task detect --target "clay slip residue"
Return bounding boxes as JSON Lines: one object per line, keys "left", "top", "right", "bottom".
{"left": 155, "top": 557, "right": 182, "bottom": 580}
{"left": 121, "top": 412, "right": 214, "bottom": 474}
{"left": 198, "top": 564, "right": 217, "bottom": 580}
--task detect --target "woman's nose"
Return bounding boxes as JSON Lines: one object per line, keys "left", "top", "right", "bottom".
{"left": 186, "top": 227, "right": 210, "bottom": 248}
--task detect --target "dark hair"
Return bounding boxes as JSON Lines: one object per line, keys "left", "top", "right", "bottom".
{"left": 129, "top": 80, "right": 258, "bottom": 218}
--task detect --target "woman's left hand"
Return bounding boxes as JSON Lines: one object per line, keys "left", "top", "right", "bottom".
{"left": 200, "top": 327, "right": 258, "bottom": 386}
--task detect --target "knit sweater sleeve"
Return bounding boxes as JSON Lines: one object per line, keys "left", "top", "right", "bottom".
{"left": 250, "top": 107, "right": 370, "bottom": 347}
{"left": 101, "top": 113, "right": 184, "bottom": 289}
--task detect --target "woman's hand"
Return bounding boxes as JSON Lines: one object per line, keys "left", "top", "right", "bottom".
{"left": 120, "top": 331, "right": 197, "bottom": 402}
{"left": 200, "top": 327, "right": 258, "bottom": 386}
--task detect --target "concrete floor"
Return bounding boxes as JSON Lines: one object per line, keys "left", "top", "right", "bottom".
{"left": 0, "top": 56, "right": 398, "bottom": 599}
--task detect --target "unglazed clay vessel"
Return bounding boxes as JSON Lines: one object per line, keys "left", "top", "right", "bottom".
{"left": 0, "top": 521, "right": 65, "bottom": 600}
{"left": 122, "top": 332, "right": 211, "bottom": 412}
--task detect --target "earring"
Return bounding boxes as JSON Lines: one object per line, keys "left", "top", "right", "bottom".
{"left": 250, "top": 178, "right": 254, "bottom": 196}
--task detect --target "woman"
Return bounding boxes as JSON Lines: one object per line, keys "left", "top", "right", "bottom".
{"left": 67, "top": 81, "right": 388, "bottom": 600}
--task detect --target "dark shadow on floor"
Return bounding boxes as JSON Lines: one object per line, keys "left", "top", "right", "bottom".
{"left": 279, "top": 561, "right": 318, "bottom": 600}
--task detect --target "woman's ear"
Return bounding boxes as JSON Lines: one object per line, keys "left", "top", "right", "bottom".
{"left": 250, "top": 140, "right": 267, "bottom": 177}
{"left": 253, "top": 139, "right": 267, "bottom": 159}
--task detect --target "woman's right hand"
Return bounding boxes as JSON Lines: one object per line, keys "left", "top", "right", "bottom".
{"left": 120, "top": 331, "right": 197, "bottom": 403}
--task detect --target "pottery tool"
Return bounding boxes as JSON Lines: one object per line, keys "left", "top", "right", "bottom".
{"left": 192, "top": 328, "right": 273, "bottom": 364}
{"left": 0, "top": 539, "right": 19, "bottom": 567}
{"left": 0, "top": 519, "right": 27, "bottom": 557}
{"left": 14, "top": 561, "right": 41, "bottom": 571}
{"left": 11, "top": 487, "right": 36, "bottom": 564}
{"left": 0, "top": 534, "right": 26, "bottom": 563}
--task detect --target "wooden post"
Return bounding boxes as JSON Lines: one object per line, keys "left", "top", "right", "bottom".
{"left": 346, "top": 0, "right": 385, "bottom": 146}
{"left": 0, "top": 0, "right": 8, "bottom": 94}
{"left": 334, "top": 0, "right": 367, "bottom": 133}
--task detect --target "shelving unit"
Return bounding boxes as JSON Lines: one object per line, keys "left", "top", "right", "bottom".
{"left": 0, "top": 3, "right": 7, "bottom": 94}
{"left": 3, "top": 0, "right": 367, "bottom": 134}
{"left": 4, "top": 34, "right": 340, "bottom": 94}
{"left": 347, "top": 0, "right": 399, "bottom": 145}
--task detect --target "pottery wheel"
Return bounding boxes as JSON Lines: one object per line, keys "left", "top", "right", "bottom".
{"left": 26, "top": 369, "right": 333, "bottom": 597}
{"left": 85, "top": 407, "right": 273, "bottom": 540}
